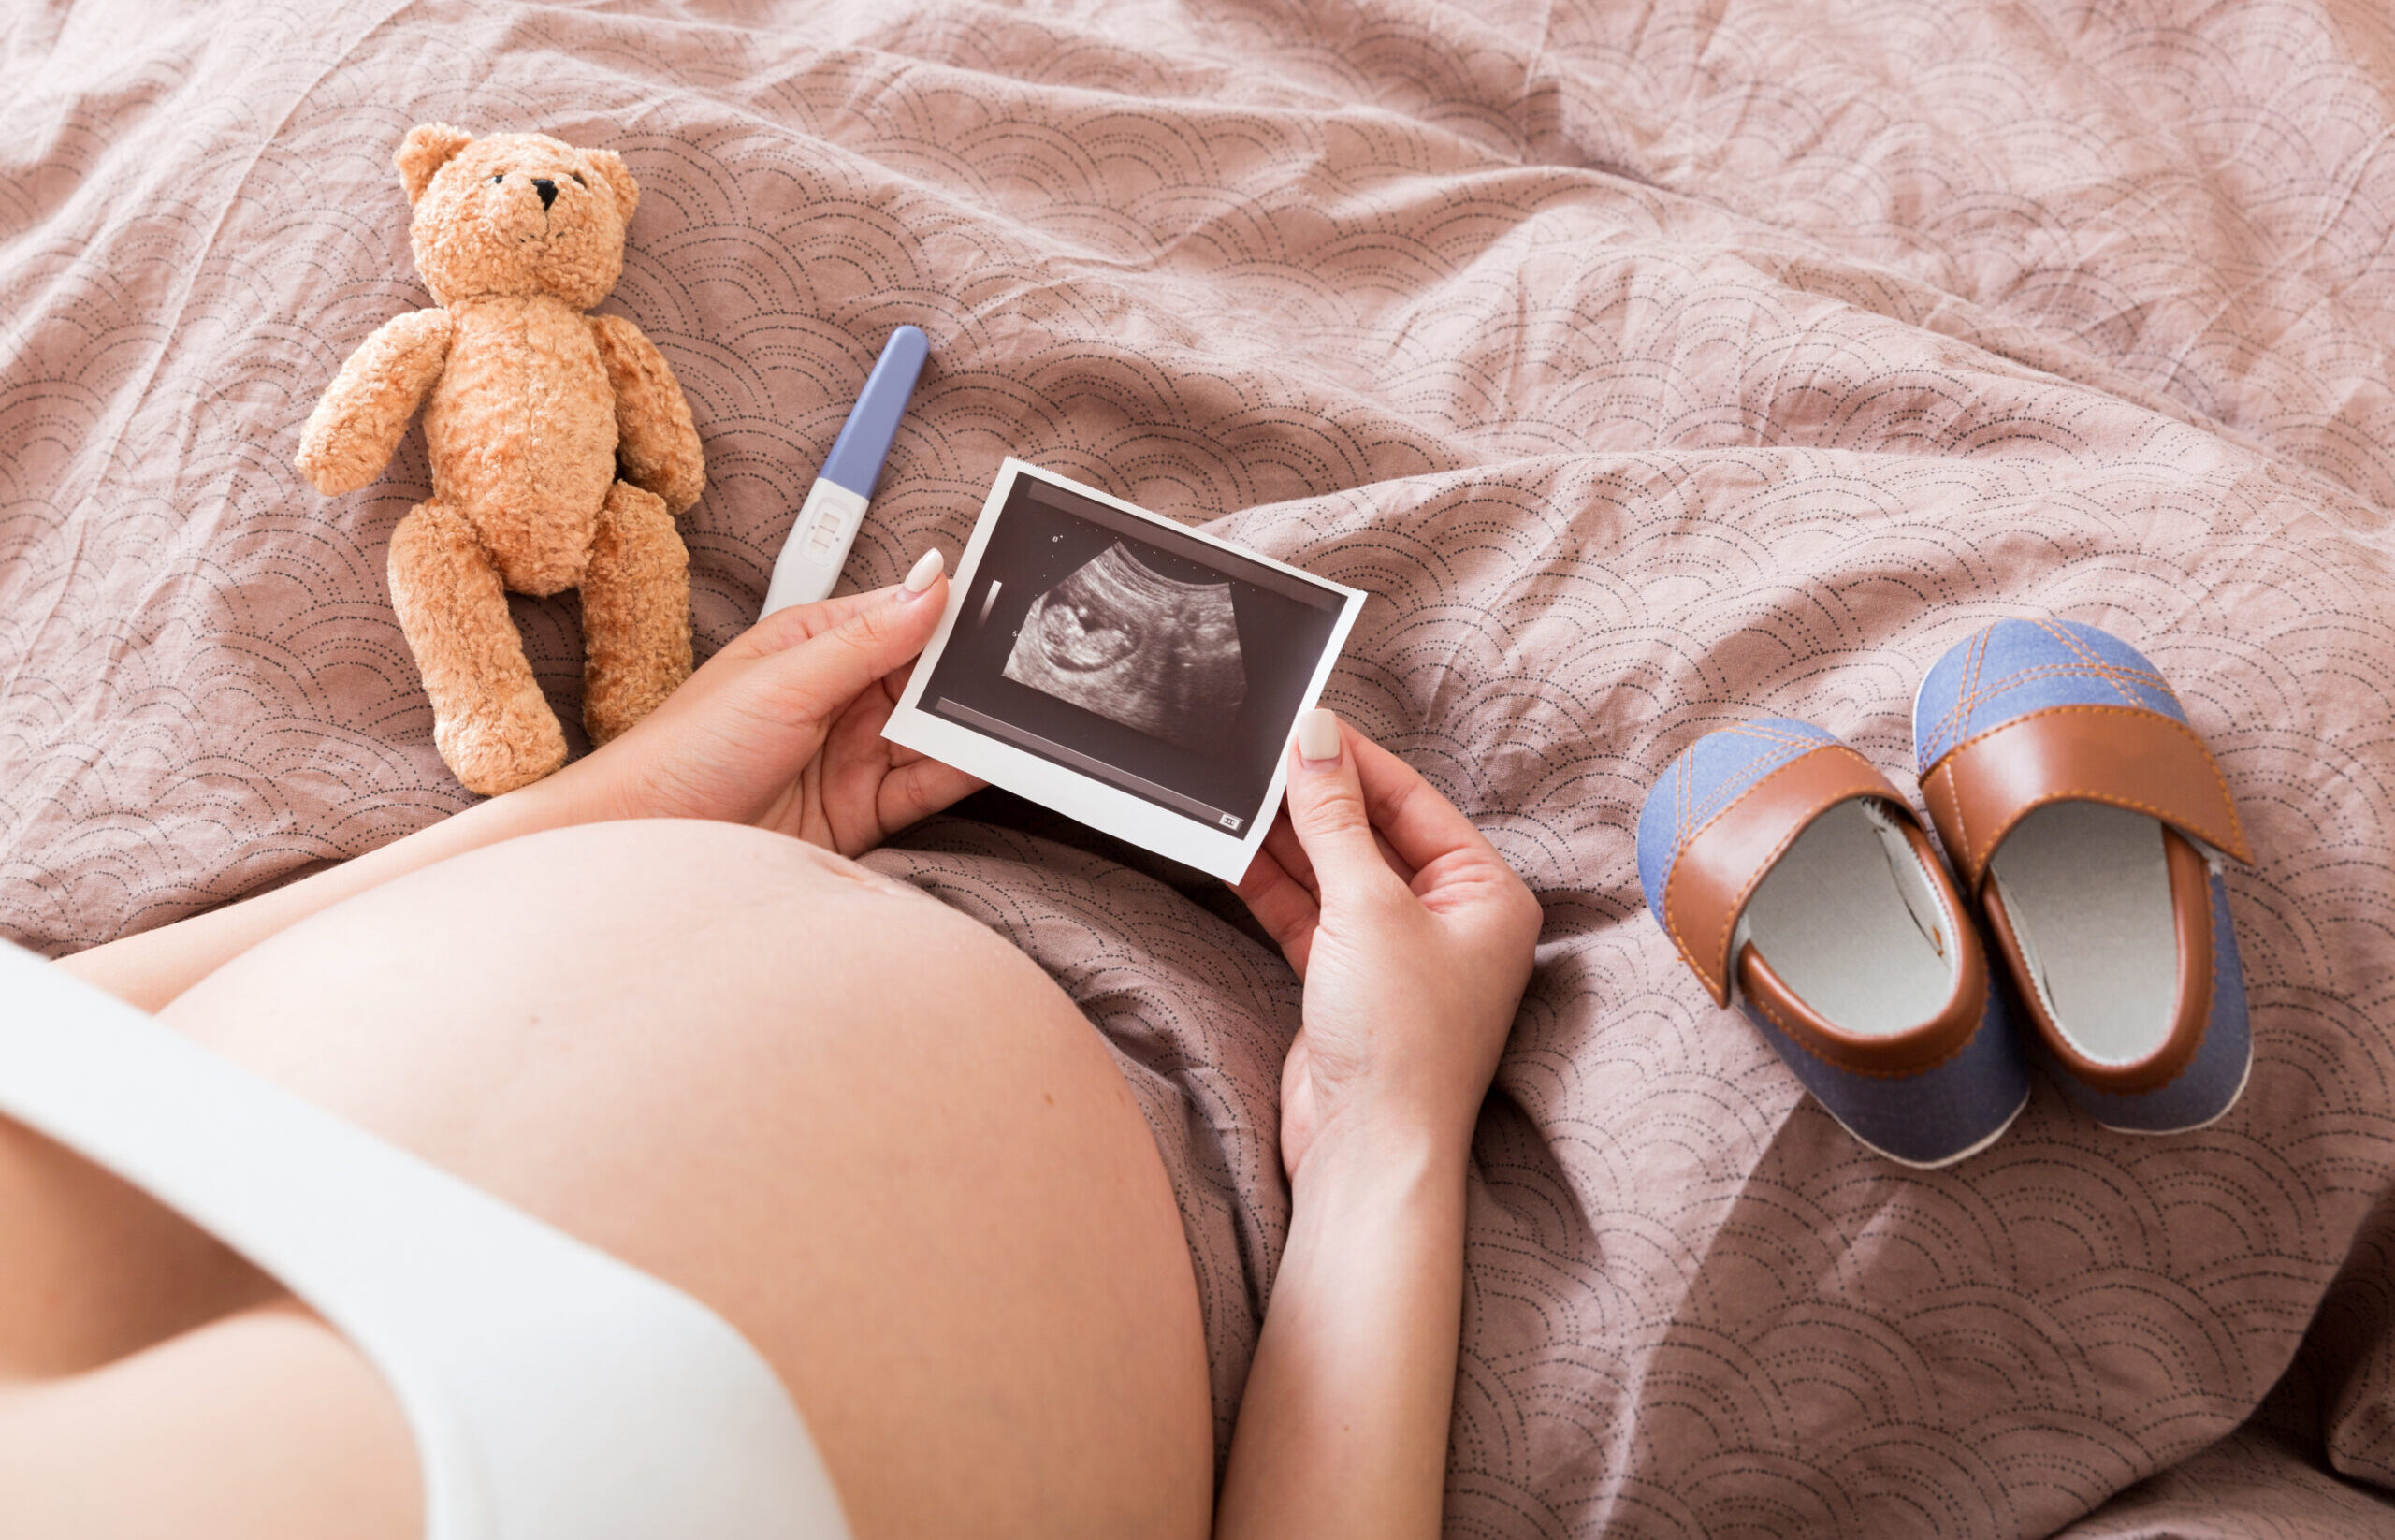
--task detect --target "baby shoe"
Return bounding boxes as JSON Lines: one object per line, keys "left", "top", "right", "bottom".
{"left": 1637, "top": 719, "right": 2032, "bottom": 1167}
{"left": 1913, "top": 619, "right": 2254, "bottom": 1133}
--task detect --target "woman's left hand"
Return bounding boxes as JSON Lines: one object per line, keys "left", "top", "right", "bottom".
{"left": 547, "top": 549, "right": 982, "bottom": 857}
{"left": 60, "top": 549, "right": 978, "bottom": 1013}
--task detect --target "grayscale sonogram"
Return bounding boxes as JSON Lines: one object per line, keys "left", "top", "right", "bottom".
{"left": 886, "top": 460, "right": 1365, "bottom": 879}
{"left": 999, "top": 544, "right": 1247, "bottom": 751}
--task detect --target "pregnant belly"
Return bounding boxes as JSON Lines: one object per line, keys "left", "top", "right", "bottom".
{"left": 150, "top": 820, "right": 1213, "bottom": 1536}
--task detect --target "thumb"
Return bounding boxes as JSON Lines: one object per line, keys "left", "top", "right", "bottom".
{"left": 1283, "top": 708, "right": 1396, "bottom": 899}
{"left": 760, "top": 548, "right": 949, "bottom": 722}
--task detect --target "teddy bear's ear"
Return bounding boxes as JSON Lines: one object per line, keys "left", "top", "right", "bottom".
{"left": 396, "top": 123, "right": 475, "bottom": 206}
{"left": 585, "top": 148, "right": 639, "bottom": 225}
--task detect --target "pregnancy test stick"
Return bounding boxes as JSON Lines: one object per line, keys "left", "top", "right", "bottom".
{"left": 761, "top": 325, "right": 930, "bottom": 617}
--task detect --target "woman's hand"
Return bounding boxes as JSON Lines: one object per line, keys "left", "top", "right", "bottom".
{"left": 548, "top": 549, "right": 982, "bottom": 858}
{"left": 1233, "top": 709, "right": 1542, "bottom": 1180}
{"left": 62, "top": 549, "right": 979, "bottom": 1012}
{"left": 1220, "top": 710, "right": 1538, "bottom": 1538}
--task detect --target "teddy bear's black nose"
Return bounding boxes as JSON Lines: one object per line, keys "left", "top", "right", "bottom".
{"left": 531, "top": 178, "right": 557, "bottom": 209}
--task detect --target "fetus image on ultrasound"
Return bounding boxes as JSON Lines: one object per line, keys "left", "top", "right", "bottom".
{"left": 1002, "top": 544, "right": 1247, "bottom": 752}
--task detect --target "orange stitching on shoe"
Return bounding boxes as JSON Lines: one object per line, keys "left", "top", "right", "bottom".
{"left": 2034, "top": 619, "right": 2170, "bottom": 704}
{"left": 1921, "top": 703, "right": 2248, "bottom": 863}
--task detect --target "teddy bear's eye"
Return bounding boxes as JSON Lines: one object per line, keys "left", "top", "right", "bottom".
{"left": 490, "top": 173, "right": 503, "bottom": 184}
{"left": 571, "top": 172, "right": 586, "bottom": 187}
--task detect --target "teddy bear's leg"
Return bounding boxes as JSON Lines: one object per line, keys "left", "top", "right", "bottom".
{"left": 389, "top": 500, "right": 568, "bottom": 795}
{"left": 581, "top": 479, "right": 693, "bottom": 745}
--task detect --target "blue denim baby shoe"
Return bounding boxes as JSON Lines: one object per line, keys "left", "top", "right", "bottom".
{"left": 1914, "top": 619, "right": 2254, "bottom": 1133}
{"left": 1637, "top": 719, "right": 2032, "bottom": 1167}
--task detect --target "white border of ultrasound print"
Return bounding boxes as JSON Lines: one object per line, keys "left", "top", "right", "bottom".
{"left": 882, "top": 458, "right": 1367, "bottom": 883}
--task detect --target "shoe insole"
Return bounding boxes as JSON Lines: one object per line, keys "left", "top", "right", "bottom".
{"left": 1990, "top": 802, "right": 2176, "bottom": 1066}
{"left": 1741, "top": 799, "right": 1955, "bottom": 1038}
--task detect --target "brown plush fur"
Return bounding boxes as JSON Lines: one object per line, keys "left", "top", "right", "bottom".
{"left": 297, "top": 125, "right": 704, "bottom": 794}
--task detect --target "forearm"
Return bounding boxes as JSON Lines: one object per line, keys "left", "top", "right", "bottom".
{"left": 57, "top": 776, "right": 586, "bottom": 1012}
{"left": 1216, "top": 1129, "right": 1469, "bottom": 1540}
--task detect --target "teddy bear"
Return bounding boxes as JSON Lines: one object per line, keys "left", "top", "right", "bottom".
{"left": 296, "top": 123, "right": 704, "bottom": 795}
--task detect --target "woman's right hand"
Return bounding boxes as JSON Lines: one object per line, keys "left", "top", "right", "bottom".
{"left": 1233, "top": 710, "right": 1542, "bottom": 1182}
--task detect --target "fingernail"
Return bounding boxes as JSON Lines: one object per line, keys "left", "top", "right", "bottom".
{"left": 901, "top": 547, "right": 944, "bottom": 597}
{"left": 1296, "top": 707, "right": 1341, "bottom": 765}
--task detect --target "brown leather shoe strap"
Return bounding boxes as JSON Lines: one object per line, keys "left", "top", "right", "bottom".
{"left": 1921, "top": 705, "right": 2250, "bottom": 891}
{"left": 1662, "top": 743, "right": 1910, "bottom": 1004}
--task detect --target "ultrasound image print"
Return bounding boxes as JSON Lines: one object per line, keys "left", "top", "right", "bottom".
{"left": 1002, "top": 544, "right": 1247, "bottom": 751}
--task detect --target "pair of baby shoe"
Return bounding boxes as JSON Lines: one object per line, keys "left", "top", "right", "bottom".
{"left": 1635, "top": 619, "right": 2254, "bottom": 1168}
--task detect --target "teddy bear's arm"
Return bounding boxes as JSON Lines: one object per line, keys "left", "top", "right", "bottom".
{"left": 588, "top": 313, "right": 705, "bottom": 516}
{"left": 296, "top": 309, "right": 456, "bottom": 497}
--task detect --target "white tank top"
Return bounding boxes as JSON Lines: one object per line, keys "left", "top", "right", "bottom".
{"left": 0, "top": 940, "right": 851, "bottom": 1540}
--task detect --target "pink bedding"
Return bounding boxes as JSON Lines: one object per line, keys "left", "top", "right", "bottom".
{"left": 7, "top": 1, "right": 2395, "bottom": 1533}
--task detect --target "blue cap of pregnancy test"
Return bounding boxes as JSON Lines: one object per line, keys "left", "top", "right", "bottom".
{"left": 817, "top": 325, "right": 930, "bottom": 499}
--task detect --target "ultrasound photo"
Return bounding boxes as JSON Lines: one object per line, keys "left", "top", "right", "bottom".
{"left": 885, "top": 460, "right": 1364, "bottom": 879}
{"left": 1000, "top": 544, "right": 1248, "bottom": 752}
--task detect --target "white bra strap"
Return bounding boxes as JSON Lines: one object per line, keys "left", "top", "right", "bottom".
{"left": 0, "top": 942, "right": 851, "bottom": 1540}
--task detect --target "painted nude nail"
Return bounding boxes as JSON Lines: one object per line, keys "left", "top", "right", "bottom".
{"left": 901, "top": 547, "right": 944, "bottom": 596}
{"left": 1296, "top": 707, "right": 1341, "bottom": 764}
